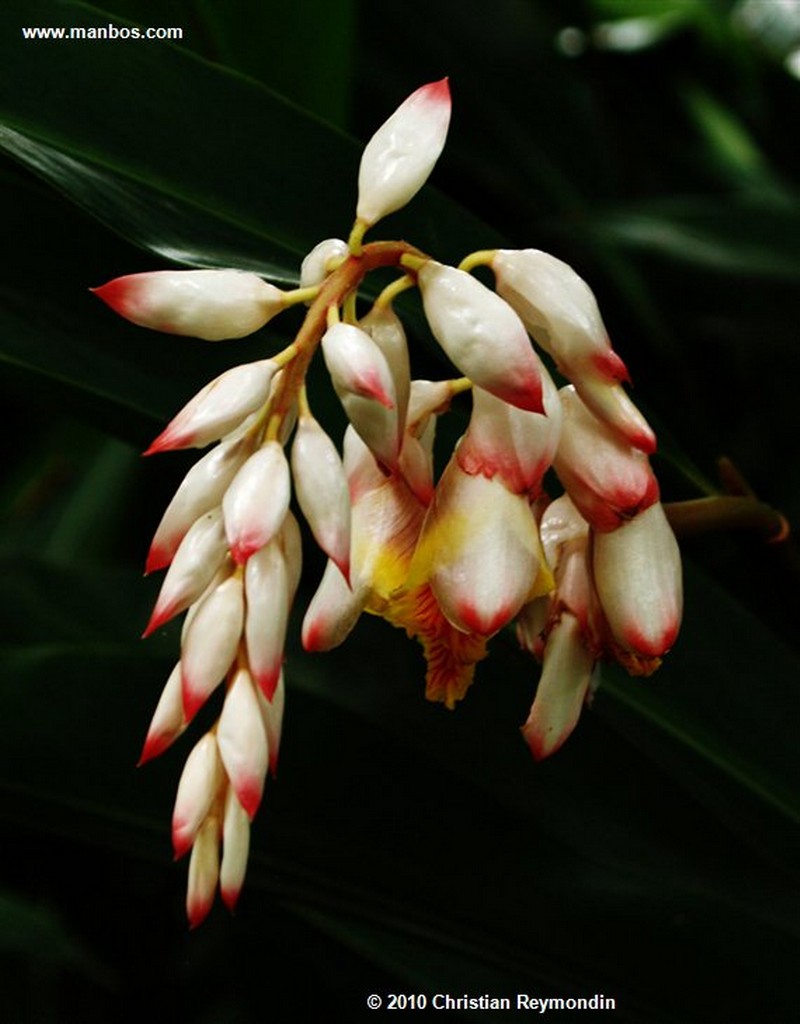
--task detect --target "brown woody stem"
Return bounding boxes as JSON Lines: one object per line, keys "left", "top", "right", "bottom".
{"left": 664, "top": 496, "right": 789, "bottom": 543}
{"left": 267, "top": 240, "right": 426, "bottom": 424}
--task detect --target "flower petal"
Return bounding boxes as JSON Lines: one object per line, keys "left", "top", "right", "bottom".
{"left": 172, "top": 733, "right": 223, "bottom": 860}
{"left": 146, "top": 433, "right": 254, "bottom": 573}
{"left": 356, "top": 78, "right": 451, "bottom": 227}
{"left": 410, "top": 460, "right": 548, "bottom": 636}
{"left": 492, "top": 249, "right": 627, "bottom": 383}
{"left": 522, "top": 612, "right": 595, "bottom": 761}
{"left": 223, "top": 441, "right": 291, "bottom": 565}
{"left": 593, "top": 502, "right": 683, "bottom": 658}
{"left": 181, "top": 574, "right": 245, "bottom": 720}
{"left": 291, "top": 411, "right": 351, "bottom": 580}
{"left": 553, "top": 385, "right": 659, "bottom": 531}
{"left": 186, "top": 816, "right": 220, "bottom": 929}
{"left": 143, "top": 509, "right": 229, "bottom": 637}
{"left": 456, "top": 371, "right": 561, "bottom": 495}
{"left": 93, "top": 269, "right": 285, "bottom": 341}
{"left": 572, "top": 376, "right": 656, "bottom": 454}
{"left": 217, "top": 668, "right": 269, "bottom": 820}
{"left": 302, "top": 559, "right": 368, "bottom": 652}
{"left": 144, "top": 359, "right": 276, "bottom": 455}
{"left": 359, "top": 303, "right": 411, "bottom": 438}
{"left": 138, "top": 662, "right": 186, "bottom": 765}
{"left": 244, "top": 538, "right": 291, "bottom": 700}
{"left": 300, "top": 238, "right": 348, "bottom": 290}
{"left": 418, "top": 262, "right": 544, "bottom": 413}
{"left": 220, "top": 787, "right": 250, "bottom": 912}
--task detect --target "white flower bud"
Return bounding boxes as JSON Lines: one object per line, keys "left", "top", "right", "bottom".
{"left": 291, "top": 410, "right": 351, "bottom": 580}
{"left": 356, "top": 79, "right": 451, "bottom": 227}
{"left": 417, "top": 262, "right": 545, "bottom": 413}
{"left": 143, "top": 508, "right": 229, "bottom": 636}
{"left": 220, "top": 787, "right": 250, "bottom": 911}
{"left": 222, "top": 442, "right": 291, "bottom": 565}
{"left": 181, "top": 574, "right": 245, "bottom": 720}
{"left": 593, "top": 502, "right": 683, "bottom": 658}
{"left": 93, "top": 269, "right": 286, "bottom": 340}
{"left": 144, "top": 359, "right": 277, "bottom": 455}
{"left": 217, "top": 668, "right": 269, "bottom": 820}
{"left": 300, "top": 238, "right": 349, "bottom": 290}
{"left": 172, "top": 733, "right": 223, "bottom": 859}
{"left": 146, "top": 433, "right": 254, "bottom": 573}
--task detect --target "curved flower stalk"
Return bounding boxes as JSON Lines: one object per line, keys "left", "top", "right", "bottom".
{"left": 92, "top": 80, "right": 691, "bottom": 924}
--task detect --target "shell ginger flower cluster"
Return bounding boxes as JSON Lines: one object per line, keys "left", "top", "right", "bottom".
{"left": 94, "top": 79, "right": 683, "bottom": 926}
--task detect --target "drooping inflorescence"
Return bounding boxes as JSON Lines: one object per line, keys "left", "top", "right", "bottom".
{"left": 93, "top": 78, "right": 682, "bottom": 925}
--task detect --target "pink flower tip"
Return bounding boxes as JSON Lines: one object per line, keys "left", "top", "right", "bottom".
{"left": 187, "top": 893, "right": 214, "bottom": 930}
{"left": 90, "top": 277, "right": 133, "bottom": 317}
{"left": 521, "top": 722, "right": 567, "bottom": 763}
{"left": 333, "top": 554, "right": 351, "bottom": 587}
{"left": 137, "top": 729, "right": 171, "bottom": 767}
{"left": 145, "top": 541, "right": 170, "bottom": 576}
{"left": 172, "top": 822, "right": 194, "bottom": 861}
{"left": 592, "top": 349, "right": 630, "bottom": 384}
{"left": 221, "top": 884, "right": 242, "bottom": 914}
{"left": 234, "top": 776, "right": 264, "bottom": 822}
{"left": 494, "top": 371, "right": 544, "bottom": 415}
{"left": 181, "top": 675, "right": 207, "bottom": 724}
{"left": 420, "top": 77, "right": 451, "bottom": 106}
{"left": 230, "top": 541, "right": 253, "bottom": 567}
{"left": 141, "top": 600, "right": 176, "bottom": 639}
{"left": 632, "top": 426, "right": 658, "bottom": 455}
{"left": 142, "top": 425, "right": 192, "bottom": 457}
{"left": 253, "top": 663, "right": 281, "bottom": 703}
{"left": 622, "top": 621, "right": 680, "bottom": 658}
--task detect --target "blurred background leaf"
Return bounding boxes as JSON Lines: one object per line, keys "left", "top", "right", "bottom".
{"left": 1, "top": 1, "right": 799, "bottom": 1021}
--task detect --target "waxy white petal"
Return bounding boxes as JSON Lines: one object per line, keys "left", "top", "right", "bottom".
{"left": 522, "top": 612, "right": 595, "bottom": 761}
{"left": 291, "top": 412, "right": 351, "bottom": 579}
{"left": 302, "top": 559, "right": 369, "bottom": 652}
{"left": 139, "top": 662, "right": 186, "bottom": 765}
{"left": 181, "top": 574, "right": 245, "bottom": 720}
{"left": 93, "top": 269, "right": 285, "bottom": 341}
{"left": 493, "top": 249, "right": 627, "bottom": 383}
{"left": 321, "top": 322, "right": 396, "bottom": 408}
{"left": 280, "top": 511, "right": 303, "bottom": 602}
{"left": 223, "top": 441, "right": 291, "bottom": 564}
{"left": 186, "top": 816, "right": 221, "bottom": 929}
{"left": 457, "top": 370, "right": 562, "bottom": 495}
{"left": 515, "top": 597, "right": 549, "bottom": 659}
{"left": 217, "top": 668, "right": 269, "bottom": 820}
{"left": 322, "top": 322, "right": 400, "bottom": 468}
{"left": 411, "top": 461, "right": 543, "bottom": 636}
{"left": 220, "top": 787, "right": 251, "bottom": 911}
{"left": 573, "top": 376, "right": 656, "bottom": 454}
{"left": 418, "top": 262, "right": 545, "bottom": 413}
{"left": 360, "top": 303, "right": 411, "bottom": 438}
{"left": 146, "top": 433, "right": 254, "bottom": 573}
{"left": 172, "top": 733, "right": 223, "bottom": 859}
{"left": 257, "top": 672, "right": 285, "bottom": 777}
{"left": 300, "top": 238, "right": 349, "bottom": 290}
{"left": 554, "top": 385, "right": 659, "bottom": 531}
{"left": 143, "top": 509, "right": 229, "bottom": 636}
{"left": 244, "top": 539, "right": 291, "bottom": 701}
{"left": 144, "top": 359, "right": 277, "bottom": 455}
{"left": 593, "top": 502, "right": 683, "bottom": 658}
{"left": 356, "top": 78, "right": 451, "bottom": 227}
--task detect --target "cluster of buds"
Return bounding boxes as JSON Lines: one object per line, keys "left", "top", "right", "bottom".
{"left": 93, "top": 80, "right": 682, "bottom": 924}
